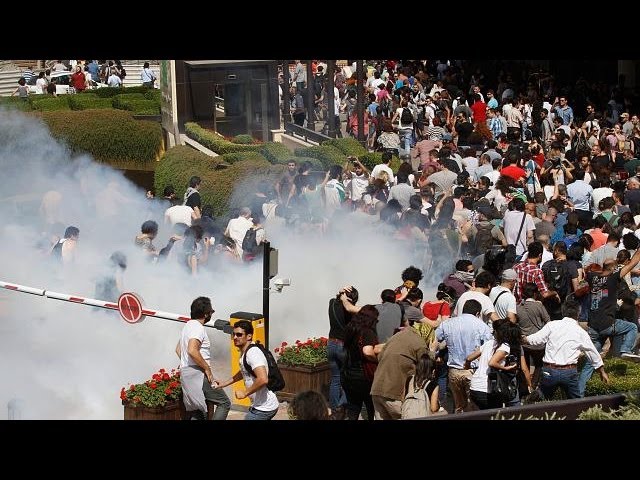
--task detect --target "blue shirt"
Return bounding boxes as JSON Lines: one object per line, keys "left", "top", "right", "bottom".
{"left": 487, "top": 97, "right": 499, "bottom": 109}
{"left": 435, "top": 314, "right": 493, "bottom": 369}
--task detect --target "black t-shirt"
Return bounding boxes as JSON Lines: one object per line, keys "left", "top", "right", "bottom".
{"left": 455, "top": 121, "right": 474, "bottom": 146}
{"left": 588, "top": 270, "right": 620, "bottom": 332}
{"left": 328, "top": 298, "right": 352, "bottom": 341}
{"left": 185, "top": 191, "right": 201, "bottom": 210}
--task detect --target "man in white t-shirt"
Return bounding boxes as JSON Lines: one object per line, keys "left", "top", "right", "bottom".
{"left": 165, "top": 198, "right": 194, "bottom": 226}
{"left": 489, "top": 269, "right": 518, "bottom": 322}
{"left": 216, "top": 319, "right": 280, "bottom": 420}
{"left": 503, "top": 198, "right": 535, "bottom": 256}
{"left": 453, "top": 271, "right": 499, "bottom": 324}
{"left": 370, "top": 151, "right": 395, "bottom": 187}
{"left": 225, "top": 207, "right": 253, "bottom": 257}
{"left": 176, "top": 296, "right": 231, "bottom": 420}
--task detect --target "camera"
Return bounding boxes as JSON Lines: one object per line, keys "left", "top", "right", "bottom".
{"left": 505, "top": 354, "right": 518, "bottom": 366}
{"left": 273, "top": 278, "right": 291, "bottom": 293}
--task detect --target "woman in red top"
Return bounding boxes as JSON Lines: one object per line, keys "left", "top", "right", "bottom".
{"left": 422, "top": 283, "right": 457, "bottom": 322}
{"left": 71, "top": 65, "right": 87, "bottom": 92}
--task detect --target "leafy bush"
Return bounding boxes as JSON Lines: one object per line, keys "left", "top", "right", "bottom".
{"left": 260, "top": 141, "right": 292, "bottom": 164}
{"left": 120, "top": 368, "right": 182, "bottom": 408}
{"left": 276, "top": 337, "right": 328, "bottom": 367}
{"left": 322, "top": 137, "right": 367, "bottom": 157}
{"left": 116, "top": 99, "right": 161, "bottom": 115}
{"left": 185, "top": 122, "right": 262, "bottom": 155}
{"left": 578, "top": 392, "right": 640, "bottom": 420}
{"left": 30, "top": 96, "right": 70, "bottom": 111}
{"left": 358, "top": 151, "right": 401, "bottom": 172}
{"left": 92, "top": 86, "right": 152, "bottom": 98}
{"left": 144, "top": 89, "right": 162, "bottom": 103}
{"left": 293, "top": 144, "right": 345, "bottom": 169}
{"left": 155, "top": 145, "right": 280, "bottom": 216}
{"left": 585, "top": 357, "right": 640, "bottom": 396}
{"left": 292, "top": 156, "right": 325, "bottom": 171}
{"left": 0, "top": 96, "right": 32, "bottom": 112}
{"left": 231, "top": 134, "right": 255, "bottom": 144}
{"left": 40, "top": 109, "right": 163, "bottom": 165}
{"left": 68, "top": 94, "right": 113, "bottom": 111}
{"left": 220, "top": 151, "right": 268, "bottom": 165}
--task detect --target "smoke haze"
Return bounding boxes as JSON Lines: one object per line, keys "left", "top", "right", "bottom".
{"left": 0, "top": 110, "right": 426, "bottom": 419}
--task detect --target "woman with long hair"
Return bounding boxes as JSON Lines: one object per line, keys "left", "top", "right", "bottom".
{"left": 341, "top": 305, "right": 380, "bottom": 421}
{"left": 468, "top": 318, "right": 532, "bottom": 409}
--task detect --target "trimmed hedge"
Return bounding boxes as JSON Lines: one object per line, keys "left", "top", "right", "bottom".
{"left": 259, "top": 142, "right": 292, "bottom": 164}
{"left": 29, "top": 96, "right": 70, "bottom": 111}
{"left": 185, "top": 122, "right": 262, "bottom": 155}
{"left": 144, "top": 89, "right": 162, "bottom": 103}
{"left": 293, "top": 144, "right": 345, "bottom": 169}
{"left": 68, "top": 94, "right": 113, "bottom": 111}
{"left": 291, "top": 156, "right": 325, "bottom": 171}
{"left": 585, "top": 357, "right": 640, "bottom": 396}
{"left": 231, "top": 134, "right": 255, "bottom": 144}
{"left": 155, "top": 145, "right": 282, "bottom": 216}
{"left": 0, "top": 96, "right": 32, "bottom": 112}
{"left": 220, "top": 151, "right": 268, "bottom": 165}
{"left": 114, "top": 99, "right": 160, "bottom": 115}
{"left": 91, "top": 86, "right": 154, "bottom": 98}
{"left": 359, "top": 151, "right": 402, "bottom": 172}
{"left": 322, "top": 137, "right": 367, "bottom": 157}
{"left": 40, "top": 109, "right": 163, "bottom": 165}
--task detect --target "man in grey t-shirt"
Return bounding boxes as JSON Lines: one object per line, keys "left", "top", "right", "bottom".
{"left": 375, "top": 289, "right": 403, "bottom": 343}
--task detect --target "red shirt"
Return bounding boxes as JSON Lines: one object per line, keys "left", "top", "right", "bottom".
{"left": 501, "top": 165, "right": 526, "bottom": 182}
{"left": 422, "top": 301, "right": 450, "bottom": 320}
{"left": 534, "top": 152, "right": 546, "bottom": 168}
{"left": 471, "top": 101, "right": 487, "bottom": 123}
{"left": 71, "top": 71, "right": 86, "bottom": 91}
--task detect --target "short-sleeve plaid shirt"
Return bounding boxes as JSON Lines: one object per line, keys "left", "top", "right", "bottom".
{"left": 513, "top": 261, "right": 548, "bottom": 302}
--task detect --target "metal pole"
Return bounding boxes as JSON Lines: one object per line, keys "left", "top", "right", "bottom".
{"left": 306, "top": 60, "right": 315, "bottom": 132}
{"left": 282, "top": 60, "right": 291, "bottom": 124}
{"left": 356, "top": 59, "right": 365, "bottom": 145}
{"left": 327, "top": 60, "right": 336, "bottom": 138}
{"left": 263, "top": 240, "right": 270, "bottom": 350}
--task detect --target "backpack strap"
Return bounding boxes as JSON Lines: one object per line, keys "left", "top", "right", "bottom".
{"left": 398, "top": 301, "right": 406, "bottom": 325}
{"left": 242, "top": 343, "right": 259, "bottom": 377}
{"left": 514, "top": 211, "right": 527, "bottom": 252}
{"left": 493, "top": 290, "right": 508, "bottom": 306}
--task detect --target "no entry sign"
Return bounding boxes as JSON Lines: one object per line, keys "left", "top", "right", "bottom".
{"left": 118, "top": 292, "right": 145, "bottom": 324}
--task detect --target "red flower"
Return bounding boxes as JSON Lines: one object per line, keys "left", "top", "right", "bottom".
{"left": 159, "top": 368, "right": 166, "bottom": 374}
{"left": 129, "top": 384, "right": 135, "bottom": 391}
{"left": 162, "top": 373, "right": 170, "bottom": 381}
{"left": 165, "top": 388, "right": 172, "bottom": 395}
{"left": 150, "top": 382, "right": 157, "bottom": 390}
{"left": 282, "top": 342, "right": 288, "bottom": 347}
{"left": 274, "top": 347, "right": 280, "bottom": 353}
{"left": 170, "top": 381, "right": 179, "bottom": 388}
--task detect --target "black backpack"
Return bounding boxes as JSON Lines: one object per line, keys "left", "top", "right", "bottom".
{"left": 542, "top": 260, "right": 570, "bottom": 300}
{"left": 474, "top": 222, "right": 495, "bottom": 256}
{"left": 242, "top": 343, "right": 285, "bottom": 392}
{"left": 241, "top": 228, "right": 260, "bottom": 256}
{"left": 401, "top": 107, "right": 414, "bottom": 124}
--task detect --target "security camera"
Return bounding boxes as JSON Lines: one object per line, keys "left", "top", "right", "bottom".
{"left": 273, "top": 278, "right": 291, "bottom": 293}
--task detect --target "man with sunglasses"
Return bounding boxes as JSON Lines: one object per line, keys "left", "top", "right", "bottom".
{"left": 216, "top": 320, "right": 280, "bottom": 420}
{"left": 176, "top": 296, "right": 231, "bottom": 420}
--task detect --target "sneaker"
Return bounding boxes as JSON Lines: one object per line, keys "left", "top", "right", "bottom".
{"left": 621, "top": 352, "right": 640, "bottom": 362}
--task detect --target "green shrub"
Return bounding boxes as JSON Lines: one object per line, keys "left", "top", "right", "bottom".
{"left": 144, "top": 89, "right": 162, "bottom": 103}
{"left": 0, "top": 96, "right": 32, "bottom": 112}
{"left": 68, "top": 94, "right": 113, "bottom": 111}
{"left": 155, "top": 145, "right": 281, "bottom": 216}
{"left": 114, "top": 99, "right": 160, "bottom": 115}
{"left": 112, "top": 93, "right": 146, "bottom": 109}
{"left": 92, "top": 86, "right": 152, "bottom": 98}
{"left": 30, "top": 96, "right": 70, "bottom": 111}
{"left": 322, "top": 137, "right": 367, "bottom": 157}
{"left": 185, "top": 122, "right": 262, "bottom": 155}
{"left": 293, "top": 145, "right": 345, "bottom": 169}
{"left": 358, "top": 151, "right": 401, "bottom": 172}
{"left": 291, "top": 156, "right": 325, "bottom": 171}
{"left": 40, "top": 109, "right": 163, "bottom": 165}
{"left": 585, "top": 358, "right": 640, "bottom": 396}
{"left": 231, "top": 134, "right": 255, "bottom": 144}
{"left": 260, "top": 142, "right": 292, "bottom": 164}
{"left": 220, "top": 151, "right": 268, "bottom": 165}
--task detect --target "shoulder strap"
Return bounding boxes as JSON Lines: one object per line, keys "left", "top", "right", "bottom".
{"left": 493, "top": 290, "right": 508, "bottom": 306}
{"left": 242, "top": 344, "right": 259, "bottom": 377}
{"left": 398, "top": 301, "right": 406, "bottom": 323}
{"left": 515, "top": 211, "right": 527, "bottom": 251}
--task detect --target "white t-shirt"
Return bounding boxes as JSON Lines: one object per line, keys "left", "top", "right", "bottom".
{"left": 180, "top": 320, "right": 210, "bottom": 368}
{"left": 371, "top": 163, "right": 395, "bottom": 187}
{"left": 240, "top": 345, "right": 280, "bottom": 411}
{"left": 165, "top": 205, "right": 193, "bottom": 226}
{"left": 489, "top": 286, "right": 517, "bottom": 320}
{"left": 35, "top": 77, "right": 47, "bottom": 94}
{"left": 503, "top": 210, "right": 535, "bottom": 256}
{"left": 454, "top": 291, "right": 496, "bottom": 324}
{"left": 470, "top": 340, "right": 510, "bottom": 392}
{"left": 226, "top": 216, "right": 253, "bottom": 256}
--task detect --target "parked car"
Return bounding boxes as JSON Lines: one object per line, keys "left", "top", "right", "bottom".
{"left": 28, "top": 71, "right": 106, "bottom": 95}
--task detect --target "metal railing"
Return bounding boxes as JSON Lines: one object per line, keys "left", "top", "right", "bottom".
{"left": 284, "top": 121, "right": 331, "bottom": 145}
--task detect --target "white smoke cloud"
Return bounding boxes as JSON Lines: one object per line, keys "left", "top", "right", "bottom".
{"left": 0, "top": 109, "right": 430, "bottom": 419}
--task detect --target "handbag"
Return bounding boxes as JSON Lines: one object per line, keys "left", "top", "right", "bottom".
{"left": 573, "top": 279, "right": 590, "bottom": 298}
{"left": 487, "top": 367, "right": 518, "bottom": 404}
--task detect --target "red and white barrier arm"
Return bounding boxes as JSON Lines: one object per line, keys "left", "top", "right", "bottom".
{"left": 1, "top": 279, "right": 199, "bottom": 327}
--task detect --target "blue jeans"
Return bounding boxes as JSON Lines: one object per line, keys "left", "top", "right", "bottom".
{"left": 540, "top": 366, "right": 581, "bottom": 399}
{"left": 398, "top": 128, "right": 413, "bottom": 158}
{"left": 245, "top": 406, "right": 278, "bottom": 420}
{"left": 327, "top": 339, "right": 347, "bottom": 410}
{"left": 577, "top": 319, "right": 638, "bottom": 395}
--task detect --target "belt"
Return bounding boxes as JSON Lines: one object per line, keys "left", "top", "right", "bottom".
{"left": 543, "top": 362, "right": 577, "bottom": 370}
{"left": 328, "top": 338, "right": 344, "bottom": 344}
